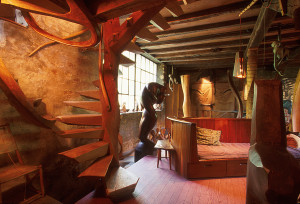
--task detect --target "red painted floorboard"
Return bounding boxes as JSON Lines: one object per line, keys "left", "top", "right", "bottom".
{"left": 76, "top": 156, "right": 246, "bottom": 204}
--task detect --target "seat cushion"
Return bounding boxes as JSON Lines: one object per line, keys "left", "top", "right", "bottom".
{"left": 196, "top": 127, "right": 221, "bottom": 146}
{"left": 197, "top": 143, "right": 250, "bottom": 160}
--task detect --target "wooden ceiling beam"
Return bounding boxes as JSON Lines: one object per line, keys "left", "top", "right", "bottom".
{"left": 165, "top": 1, "right": 184, "bottom": 17}
{"left": 140, "top": 29, "right": 253, "bottom": 49}
{"left": 152, "top": 16, "right": 258, "bottom": 38}
{"left": 88, "top": 0, "right": 181, "bottom": 21}
{"left": 136, "top": 27, "right": 159, "bottom": 42}
{"left": 163, "top": 1, "right": 261, "bottom": 26}
{"left": 147, "top": 39, "right": 249, "bottom": 54}
{"left": 141, "top": 23, "right": 295, "bottom": 49}
{"left": 154, "top": 46, "right": 245, "bottom": 59}
{"left": 246, "top": 6, "right": 278, "bottom": 53}
{"left": 111, "top": 4, "right": 165, "bottom": 53}
{"left": 146, "top": 31, "right": 300, "bottom": 54}
{"left": 150, "top": 13, "right": 170, "bottom": 30}
{"left": 88, "top": 0, "right": 166, "bottom": 21}
{"left": 160, "top": 53, "right": 237, "bottom": 62}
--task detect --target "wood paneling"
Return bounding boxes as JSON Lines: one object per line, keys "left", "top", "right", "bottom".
{"left": 183, "top": 117, "right": 251, "bottom": 143}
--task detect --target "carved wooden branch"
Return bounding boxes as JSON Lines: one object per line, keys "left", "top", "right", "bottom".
{"left": 28, "top": 28, "right": 88, "bottom": 57}
{"left": 3, "top": 0, "right": 100, "bottom": 47}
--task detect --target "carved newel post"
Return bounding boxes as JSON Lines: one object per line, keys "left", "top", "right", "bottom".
{"left": 181, "top": 75, "right": 192, "bottom": 117}
{"left": 246, "top": 80, "right": 300, "bottom": 203}
{"left": 135, "top": 82, "right": 166, "bottom": 162}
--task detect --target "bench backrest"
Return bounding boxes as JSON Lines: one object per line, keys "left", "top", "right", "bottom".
{"left": 180, "top": 118, "right": 251, "bottom": 143}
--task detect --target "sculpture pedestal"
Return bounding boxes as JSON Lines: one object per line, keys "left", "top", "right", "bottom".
{"left": 134, "top": 140, "right": 155, "bottom": 162}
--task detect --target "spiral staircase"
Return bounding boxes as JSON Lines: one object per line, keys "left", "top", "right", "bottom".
{"left": 0, "top": 0, "right": 186, "bottom": 201}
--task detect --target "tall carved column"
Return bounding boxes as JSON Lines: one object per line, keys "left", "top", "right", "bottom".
{"left": 181, "top": 75, "right": 192, "bottom": 117}
{"left": 246, "top": 48, "right": 258, "bottom": 119}
{"left": 246, "top": 80, "right": 300, "bottom": 203}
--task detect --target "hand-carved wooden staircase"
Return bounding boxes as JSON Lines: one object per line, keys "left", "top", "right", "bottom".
{"left": 0, "top": 0, "right": 186, "bottom": 202}
{"left": 55, "top": 77, "right": 139, "bottom": 200}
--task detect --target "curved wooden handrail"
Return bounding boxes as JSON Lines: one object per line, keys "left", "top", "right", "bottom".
{"left": 98, "top": 27, "right": 111, "bottom": 111}
{"left": 3, "top": 0, "right": 100, "bottom": 47}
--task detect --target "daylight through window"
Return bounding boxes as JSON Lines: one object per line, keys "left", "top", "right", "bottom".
{"left": 118, "top": 51, "right": 157, "bottom": 111}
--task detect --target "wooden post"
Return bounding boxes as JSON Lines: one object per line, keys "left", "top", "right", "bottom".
{"left": 246, "top": 48, "right": 258, "bottom": 119}
{"left": 181, "top": 75, "right": 192, "bottom": 117}
{"left": 250, "top": 80, "right": 286, "bottom": 146}
{"left": 246, "top": 80, "right": 300, "bottom": 203}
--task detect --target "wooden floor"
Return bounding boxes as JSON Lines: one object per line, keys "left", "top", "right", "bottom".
{"left": 77, "top": 156, "right": 246, "bottom": 204}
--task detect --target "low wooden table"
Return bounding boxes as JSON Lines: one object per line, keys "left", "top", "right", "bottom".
{"left": 154, "top": 140, "right": 175, "bottom": 170}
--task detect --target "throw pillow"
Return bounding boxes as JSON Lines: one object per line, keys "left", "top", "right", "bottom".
{"left": 196, "top": 127, "right": 221, "bottom": 145}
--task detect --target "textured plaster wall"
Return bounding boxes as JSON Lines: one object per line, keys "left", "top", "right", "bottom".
{"left": 0, "top": 16, "right": 100, "bottom": 203}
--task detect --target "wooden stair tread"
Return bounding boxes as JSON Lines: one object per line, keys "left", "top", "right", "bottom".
{"left": 165, "top": 1, "right": 184, "bottom": 17}
{"left": 59, "top": 141, "right": 108, "bottom": 163}
{"left": 150, "top": 13, "right": 170, "bottom": 31}
{"left": 63, "top": 101, "right": 102, "bottom": 113}
{"left": 56, "top": 128, "right": 104, "bottom": 139}
{"left": 120, "top": 55, "right": 135, "bottom": 66}
{"left": 77, "top": 90, "right": 100, "bottom": 100}
{"left": 124, "top": 41, "right": 144, "bottom": 54}
{"left": 92, "top": 80, "right": 100, "bottom": 88}
{"left": 78, "top": 155, "right": 113, "bottom": 178}
{"left": 106, "top": 167, "right": 139, "bottom": 199}
{"left": 136, "top": 27, "right": 158, "bottom": 42}
{"left": 56, "top": 114, "right": 102, "bottom": 126}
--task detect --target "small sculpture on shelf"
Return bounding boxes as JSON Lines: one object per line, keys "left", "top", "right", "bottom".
{"left": 135, "top": 82, "right": 166, "bottom": 162}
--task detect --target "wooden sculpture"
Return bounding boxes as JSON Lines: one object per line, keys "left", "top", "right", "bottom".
{"left": 181, "top": 75, "right": 192, "bottom": 117}
{"left": 135, "top": 82, "right": 166, "bottom": 162}
{"left": 246, "top": 80, "right": 300, "bottom": 203}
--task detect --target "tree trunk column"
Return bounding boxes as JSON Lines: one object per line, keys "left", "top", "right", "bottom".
{"left": 181, "top": 75, "right": 192, "bottom": 117}
{"left": 246, "top": 48, "right": 258, "bottom": 119}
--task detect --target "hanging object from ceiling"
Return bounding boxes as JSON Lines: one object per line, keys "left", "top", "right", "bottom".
{"left": 233, "top": 51, "right": 246, "bottom": 78}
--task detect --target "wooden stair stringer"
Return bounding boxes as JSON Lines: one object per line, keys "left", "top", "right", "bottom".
{"left": 105, "top": 166, "right": 139, "bottom": 200}
{"left": 78, "top": 154, "right": 114, "bottom": 178}
{"left": 59, "top": 141, "right": 109, "bottom": 163}
{"left": 56, "top": 127, "right": 104, "bottom": 139}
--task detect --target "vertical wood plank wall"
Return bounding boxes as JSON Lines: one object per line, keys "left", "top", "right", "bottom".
{"left": 181, "top": 118, "right": 251, "bottom": 143}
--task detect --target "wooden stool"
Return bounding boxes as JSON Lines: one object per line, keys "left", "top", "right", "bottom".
{"left": 154, "top": 140, "right": 175, "bottom": 170}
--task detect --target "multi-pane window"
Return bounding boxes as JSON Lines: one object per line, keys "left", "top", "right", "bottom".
{"left": 118, "top": 51, "right": 157, "bottom": 111}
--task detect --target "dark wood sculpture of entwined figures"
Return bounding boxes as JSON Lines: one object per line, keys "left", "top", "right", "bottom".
{"left": 135, "top": 83, "right": 166, "bottom": 162}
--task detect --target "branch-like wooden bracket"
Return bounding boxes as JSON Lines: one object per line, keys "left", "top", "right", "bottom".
{"left": 2, "top": 0, "right": 100, "bottom": 47}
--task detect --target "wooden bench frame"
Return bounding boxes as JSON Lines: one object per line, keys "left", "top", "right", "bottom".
{"left": 168, "top": 117, "right": 251, "bottom": 179}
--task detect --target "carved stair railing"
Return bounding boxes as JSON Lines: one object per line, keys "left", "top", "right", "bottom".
{"left": 0, "top": 0, "right": 186, "bottom": 200}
